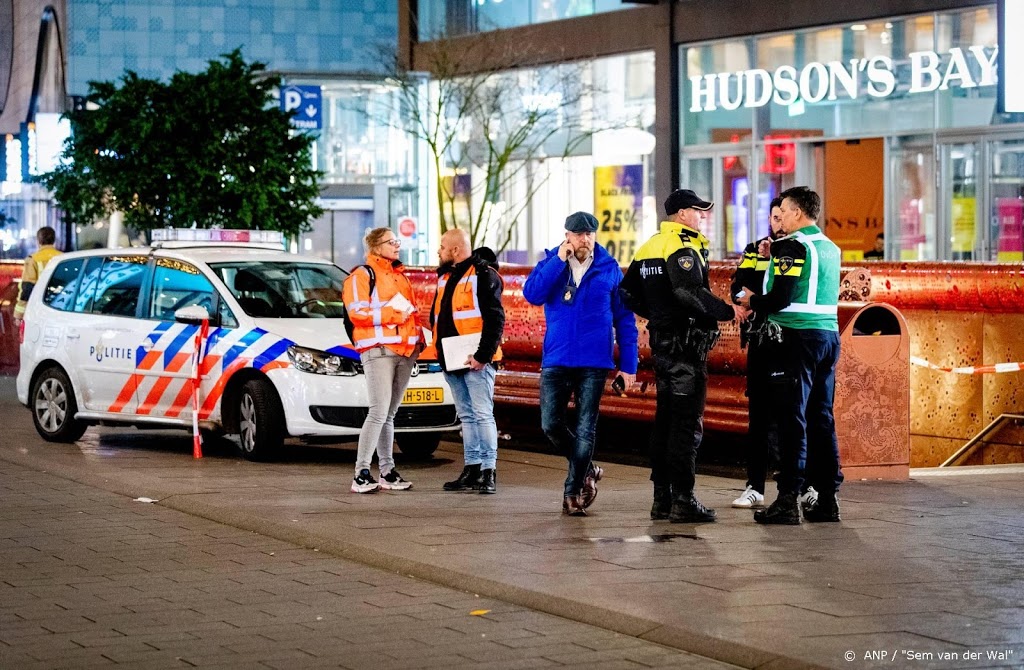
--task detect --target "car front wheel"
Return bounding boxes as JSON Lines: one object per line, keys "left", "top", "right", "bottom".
{"left": 237, "top": 378, "right": 284, "bottom": 461}
{"left": 31, "top": 366, "right": 88, "bottom": 442}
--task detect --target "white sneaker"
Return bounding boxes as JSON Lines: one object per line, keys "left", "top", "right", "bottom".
{"left": 799, "top": 486, "right": 819, "bottom": 507}
{"left": 351, "top": 469, "right": 381, "bottom": 494}
{"left": 380, "top": 469, "right": 412, "bottom": 491}
{"left": 731, "top": 486, "right": 765, "bottom": 508}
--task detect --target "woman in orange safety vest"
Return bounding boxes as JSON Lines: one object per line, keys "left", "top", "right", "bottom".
{"left": 342, "top": 227, "right": 423, "bottom": 494}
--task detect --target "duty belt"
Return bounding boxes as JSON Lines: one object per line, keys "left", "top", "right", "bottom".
{"left": 683, "top": 318, "right": 721, "bottom": 363}
{"left": 743, "top": 318, "right": 782, "bottom": 349}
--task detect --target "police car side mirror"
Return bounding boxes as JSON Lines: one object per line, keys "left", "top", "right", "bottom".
{"left": 174, "top": 305, "right": 211, "bottom": 325}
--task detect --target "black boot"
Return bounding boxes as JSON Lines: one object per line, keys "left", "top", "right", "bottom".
{"left": 669, "top": 493, "right": 716, "bottom": 523}
{"left": 803, "top": 492, "right": 841, "bottom": 522}
{"left": 443, "top": 464, "right": 481, "bottom": 491}
{"left": 754, "top": 492, "right": 801, "bottom": 525}
{"left": 651, "top": 484, "right": 672, "bottom": 520}
{"left": 478, "top": 469, "right": 496, "bottom": 494}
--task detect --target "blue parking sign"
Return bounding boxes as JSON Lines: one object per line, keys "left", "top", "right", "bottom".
{"left": 281, "top": 85, "right": 322, "bottom": 130}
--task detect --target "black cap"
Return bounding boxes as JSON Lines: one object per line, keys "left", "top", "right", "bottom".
{"left": 564, "top": 211, "right": 598, "bottom": 233}
{"left": 664, "top": 189, "right": 713, "bottom": 216}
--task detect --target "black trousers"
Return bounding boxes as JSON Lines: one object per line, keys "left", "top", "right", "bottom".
{"left": 744, "top": 338, "right": 780, "bottom": 494}
{"left": 648, "top": 330, "right": 707, "bottom": 497}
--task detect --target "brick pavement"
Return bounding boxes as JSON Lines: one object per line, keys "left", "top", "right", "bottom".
{"left": 0, "top": 461, "right": 731, "bottom": 669}
{"left": 2, "top": 376, "right": 1023, "bottom": 670}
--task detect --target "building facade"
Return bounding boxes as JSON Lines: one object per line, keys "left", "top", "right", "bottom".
{"left": 406, "top": 0, "right": 1024, "bottom": 264}
{"left": 1, "top": 0, "right": 420, "bottom": 271}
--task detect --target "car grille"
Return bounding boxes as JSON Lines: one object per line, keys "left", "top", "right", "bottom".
{"left": 352, "top": 361, "right": 443, "bottom": 375}
{"left": 310, "top": 405, "right": 459, "bottom": 429}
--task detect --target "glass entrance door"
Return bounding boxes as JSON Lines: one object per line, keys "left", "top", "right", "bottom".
{"left": 990, "top": 139, "right": 1024, "bottom": 262}
{"left": 941, "top": 141, "right": 983, "bottom": 261}
{"left": 889, "top": 137, "right": 937, "bottom": 261}
{"left": 683, "top": 148, "right": 752, "bottom": 260}
{"left": 935, "top": 137, "right": 1024, "bottom": 261}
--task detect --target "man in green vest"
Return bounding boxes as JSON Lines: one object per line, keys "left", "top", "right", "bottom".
{"left": 13, "top": 226, "right": 62, "bottom": 325}
{"left": 735, "top": 186, "right": 843, "bottom": 524}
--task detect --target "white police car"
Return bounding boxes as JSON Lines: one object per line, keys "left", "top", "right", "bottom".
{"left": 16, "top": 230, "right": 456, "bottom": 460}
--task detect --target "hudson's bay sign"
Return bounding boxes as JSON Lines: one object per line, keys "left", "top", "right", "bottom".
{"left": 689, "top": 46, "right": 997, "bottom": 111}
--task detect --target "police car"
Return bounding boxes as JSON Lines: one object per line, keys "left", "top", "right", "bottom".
{"left": 16, "top": 229, "right": 456, "bottom": 460}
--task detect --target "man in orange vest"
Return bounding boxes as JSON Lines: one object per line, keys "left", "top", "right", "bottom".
{"left": 430, "top": 229, "right": 505, "bottom": 494}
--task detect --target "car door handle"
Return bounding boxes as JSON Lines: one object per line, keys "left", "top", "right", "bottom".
{"left": 66, "top": 330, "right": 80, "bottom": 339}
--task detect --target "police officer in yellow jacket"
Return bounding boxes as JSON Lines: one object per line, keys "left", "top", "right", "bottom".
{"left": 14, "top": 227, "right": 62, "bottom": 324}
{"left": 620, "top": 190, "right": 747, "bottom": 523}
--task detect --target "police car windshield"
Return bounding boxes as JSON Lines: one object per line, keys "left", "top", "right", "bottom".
{"left": 210, "top": 261, "right": 346, "bottom": 319}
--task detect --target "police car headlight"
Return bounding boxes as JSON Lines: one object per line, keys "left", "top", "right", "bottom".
{"left": 286, "top": 345, "right": 358, "bottom": 376}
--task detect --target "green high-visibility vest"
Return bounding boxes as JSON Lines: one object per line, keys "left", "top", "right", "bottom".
{"left": 767, "top": 225, "right": 840, "bottom": 331}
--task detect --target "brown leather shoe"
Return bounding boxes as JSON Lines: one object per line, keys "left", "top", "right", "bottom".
{"left": 581, "top": 465, "right": 604, "bottom": 509}
{"left": 562, "top": 495, "right": 587, "bottom": 516}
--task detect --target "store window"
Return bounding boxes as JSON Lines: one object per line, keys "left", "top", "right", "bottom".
{"left": 418, "top": 0, "right": 641, "bottom": 39}
{"left": 683, "top": 40, "right": 754, "bottom": 147}
{"left": 309, "top": 81, "right": 418, "bottom": 187}
{"left": 434, "top": 51, "right": 655, "bottom": 264}
{"left": 936, "top": 8, "right": 999, "bottom": 129}
{"left": 682, "top": 5, "right": 1019, "bottom": 262}
{"left": 682, "top": 8, "right": 1000, "bottom": 145}
{"left": 991, "top": 139, "right": 1024, "bottom": 261}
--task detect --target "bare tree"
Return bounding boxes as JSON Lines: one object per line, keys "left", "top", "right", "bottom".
{"left": 369, "top": 35, "right": 626, "bottom": 252}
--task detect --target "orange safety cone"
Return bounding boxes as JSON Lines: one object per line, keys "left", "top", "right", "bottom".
{"left": 191, "top": 318, "right": 210, "bottom": 459}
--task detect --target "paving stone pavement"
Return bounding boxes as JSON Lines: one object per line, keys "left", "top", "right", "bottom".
{"left": 2, "top": 377, "right": 1023, "bottom": 670}
{"left": 0, "top": 461, "right": 734, "bottom": 670}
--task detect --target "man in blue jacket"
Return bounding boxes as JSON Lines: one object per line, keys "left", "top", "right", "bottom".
{"left": 524, "top": 212, "right": 639, "bottom": 516}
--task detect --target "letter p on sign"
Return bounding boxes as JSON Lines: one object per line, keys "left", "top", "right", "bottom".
{"left": 284, "top": 89, "right": 302, "bottom": 112}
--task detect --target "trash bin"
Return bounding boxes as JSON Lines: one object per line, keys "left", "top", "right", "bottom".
{"left": 834, "top": 302, "right": 910, "bottom": 480}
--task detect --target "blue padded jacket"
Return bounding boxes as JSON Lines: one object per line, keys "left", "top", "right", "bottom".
{"left": 523, "top": 242, "right": 638, "bottom": 374}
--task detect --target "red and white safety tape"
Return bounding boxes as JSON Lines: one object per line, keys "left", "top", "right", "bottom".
{"left": 911, "top": 356, "right": 1024, "bottom": 375}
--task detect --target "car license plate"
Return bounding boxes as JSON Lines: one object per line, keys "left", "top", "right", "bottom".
{"left": 402, "top": 387, "right": 443, "bottom": 404}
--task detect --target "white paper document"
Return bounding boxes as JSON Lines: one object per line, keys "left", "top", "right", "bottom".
{"left": 441, "top": 333, "right": 482, "bottom": 371}
{"left": 386, "top": 292, "right": 415, "bottom": 315}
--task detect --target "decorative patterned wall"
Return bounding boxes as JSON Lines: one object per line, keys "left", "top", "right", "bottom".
{"left": 65, "top": 0, "right": 398, "bottom": 94}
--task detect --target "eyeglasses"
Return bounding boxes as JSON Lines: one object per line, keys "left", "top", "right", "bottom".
{"left": 379, "top": 238, "right": 401, "bottom": 248}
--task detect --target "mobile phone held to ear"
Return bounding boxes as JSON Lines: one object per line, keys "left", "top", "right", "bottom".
{"left": 611, "top": 374, "right": 626, "bottom": 396}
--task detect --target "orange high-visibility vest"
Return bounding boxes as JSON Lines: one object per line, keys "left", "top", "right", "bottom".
{"left": 342, "top": 255, "right": 421, "bottom": 357}
{"left": 426, "top": 264, "right": 502, "bottom": 363}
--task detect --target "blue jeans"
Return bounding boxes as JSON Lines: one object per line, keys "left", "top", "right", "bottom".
{"left": 540, "top": 366, "right": 607, "bottom": 497}
{"left": 444, "top": 365, "right": 498, "bottom": 470}
{"left": 355, "top": 346, "right": 416, "bottom": 476}
{"left": 770, "top": 328, "right": 844, "bottom": 496}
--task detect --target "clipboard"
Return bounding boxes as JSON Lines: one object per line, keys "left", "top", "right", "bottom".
{"left": 441, "top": 333, "right": 482, "bottom": 371}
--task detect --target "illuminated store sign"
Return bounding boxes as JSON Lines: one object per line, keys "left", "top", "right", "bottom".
{"left": 690, "top": 46, "right": 997, "bottom": 112}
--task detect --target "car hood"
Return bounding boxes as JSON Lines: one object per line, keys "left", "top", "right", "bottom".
{"left": 251, "top": 318, "right": 354, "bottom": 354}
